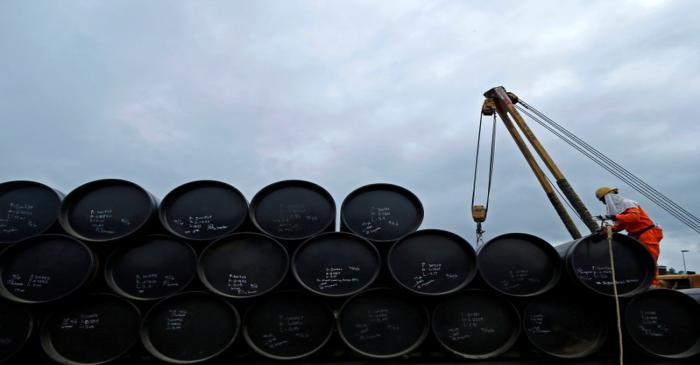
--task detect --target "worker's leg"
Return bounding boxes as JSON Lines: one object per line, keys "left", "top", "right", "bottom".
{"left": 640, "top": 228, "right": 663, "bottom": 286}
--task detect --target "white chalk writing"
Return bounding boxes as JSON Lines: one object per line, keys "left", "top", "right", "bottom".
{"left": 316, "top": 266, "right": 361, "bottom": 291}
{"left": 5, "top": 273, "right": 51, "bottom": 293}
{"left": 166, "top": 309, "right": 187, "bottom": 331}
{"left": 460, "top": 311, "right": 484, "bottom": 328}
{"left": 134, "top": 273, "right": 180, "bottom": 294}
{"left": 413, "top": 262, "right": 459, "bottom": 289}
{"left": 0, "top": 202, "right": 38, "bottom": 233}
{"left": 60, "top": 313, "right": 100, "bottom": 330}
{"left": 261, "top": 333, "right": 289, "bottom": 349}
{"left": 526, "top": 313, "right": 551, "bottom": 334}
{"left": 360, "top": 206, "right": 400, "bottom": 235}
{"left": 89, "top": 209, "right": 115, "bottom": 234}
{"left": 355, "top": 308, "right": 399, "bottom": 341}
{"left": 498, "top": 268, "right": 541, "bottom": 290}
{"left": 172, "top": 215, "right": 229, "bottom": 236}
{"left": 278, "top": 314, "right": 310, "bottom": 338}
{"left": 226, "top": 273, "right": 259, "bottom": 295}
{"left": 576, "top": 266, "right": 640, "bottom": 286}
{"left": 272, "top": 204, "right": 319, "bottom": 233}
{"left": 638, "top": 310, "right": 669, "bottom": 337}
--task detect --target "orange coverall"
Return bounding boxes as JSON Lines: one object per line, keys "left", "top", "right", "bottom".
{"left": 612, "top": 206, "right": 663, "bottom": 262}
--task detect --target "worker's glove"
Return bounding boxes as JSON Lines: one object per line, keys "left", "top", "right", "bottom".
{"left": 595, "top": 214, "right": 616, "bottom": 221}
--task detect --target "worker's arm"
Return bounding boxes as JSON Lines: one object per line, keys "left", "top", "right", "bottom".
{"left": 612, "top": 207, "right": 641, "bottom": 232}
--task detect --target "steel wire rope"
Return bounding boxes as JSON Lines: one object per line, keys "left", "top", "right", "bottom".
{"left": 518, "top": 100, "right": 700, "bottom": 228}
{"left": 516, "top": 106, "right": 700, "bottom": 233}
{"left": 517, "top": 105, "right": 700, "bottom": 232}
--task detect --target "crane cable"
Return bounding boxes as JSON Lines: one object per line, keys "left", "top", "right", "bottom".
{"left": 519, "top": 99, "right": 700, "bottom": 227}
{"left": 518, "top": 101, "right": 700, "bottom": 232}
{"left": 470, "top": 112, "right": 497, "bottom": 246}
{"left": 515, "top": 102, "right": 700, "bottom": 234}
{"left": 519, "top": 104, "right": 700, "bottom": 233}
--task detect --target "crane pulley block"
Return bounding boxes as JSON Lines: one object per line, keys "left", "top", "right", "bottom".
{"left": 472, "top": 204, "right": 487, "bottom": 223}
{"left": 481, "top": 99, "right": 496, "bottom": 116}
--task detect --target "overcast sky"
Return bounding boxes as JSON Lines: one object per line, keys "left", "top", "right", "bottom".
{"left": 1, "top": 0, "right": 699, "bottom": 271}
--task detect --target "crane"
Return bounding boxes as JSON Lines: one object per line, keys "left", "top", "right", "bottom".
{"left": 471, "top": 86, "right": 700, "bottom": 241}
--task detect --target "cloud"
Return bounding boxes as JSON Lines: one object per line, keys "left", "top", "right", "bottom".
{"left": 1, "top": 0, "right": 699, "bottom": 271}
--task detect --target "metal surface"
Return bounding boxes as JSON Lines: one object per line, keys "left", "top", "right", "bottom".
{"left": 432, "top": 289, "right": 520, "bottom": 359}
{"left": 59, "top": 179, "right": 158, "bottom": 243}
{"left": 0, "top": 234, "right": 96, "bottom": 304}
{"left": 340, "top": 183, "right": 423, "bottom": 243}
{"left": 198, "top": 232, "right": 289, "bottom": 298}
{"left": 105, "top": 235, "right": 197, "bottom": 301}
{"left": 624, "top": 289, "right": 700, "bottom": 359}
{"left": 477, "top": 233, "right": 561, "bottom": 297}
{"left": 388, "top": 229, "right": 477, "bottom": 296}
{"left": 159, "top": 180, "right": 249, "bottom": 241}
{"left": 0, "top": 299, "right": 33, "bottom": 363}
{"left": 243, "top": 291, "right": 334, "bottom": 360}
{"left": 40, "top": 293, "right": 141, "bottom": 365}
{"left": 556, "top": 233, "right": 655, "bottom": 297}
{"left": 292, "top": 232, "right": 380, "bottom": 297}
{"left": 0, "top": 180, "right": 64, "bottom": 244}
{"left": 250, "top": 180, "right": 336, "bottom": 241}
{"left": 680, "top": 287, "right": 700, "bottom": 302}
{"left": 140, "top": 291, "right": 240, "bottom": 364}
{"left": 522, "top": 295, "right": 608, "bottom": 359}
{"left": 337, "top": 288, "right": 429, "bottom": 359}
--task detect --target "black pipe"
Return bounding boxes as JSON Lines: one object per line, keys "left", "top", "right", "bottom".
{"left": 337, "top": 288, "right": 429, "bottom": 358}
{"left": 432, "top": 289, "right": 520, "bottom": 359}
{"left": 159, "top": 180, "right": 250, "bottom": 242}
{"left": 388, "top": 229, "right": 477, "bottom": 296}
{"left": 292, "top": 232, "right": 380, "bottom": 297}
{"left": 249, "top": 180, "right": 336, "bottom": 243}
{"left": 0, "top": 234, "right": 97, "bottom": 304}
{"left": 340, "top": 183, "right": 423, "bottom": 244}
{"left": 140, "top": 291, "right": 240, "bottom": 364}
{"left": 0, "top": 299, "right": 33, "bottom": 363}
{"left": 624, "top": 288, "right": 700, "bottom": 359}
{"left": 197, "top": 232, "right": 289, "bottom": 298}
{"left": 0, "top": 180, "right": 64, "bottom": 245}
{"left": 555, "top": 233, "right": 655, "bottom": 297}
{"left": 40, "top": 293, "right": 140, "bottom": 365}
{"left": 243, "top": 290, "right": 334, "bottom": 360}
{"left": 477, "top": 233, "right": 561, "bottom": 297}
{"left": 58, "top": 179, "right": 158, "bottom": 243}
{"left": 104, "top": 234, "right": 197, "bottom": 301}
{"left": 522, "top": 294, "right": 608, "bottom": 358}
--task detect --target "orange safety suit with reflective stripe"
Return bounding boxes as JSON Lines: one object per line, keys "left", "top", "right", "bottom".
{"left": 611, "top": 206, "right": 663, "bottom": 262}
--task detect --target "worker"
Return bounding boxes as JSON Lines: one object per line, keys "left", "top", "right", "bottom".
{"left": 596, "top": 186, "right": 663, "bottom": 277}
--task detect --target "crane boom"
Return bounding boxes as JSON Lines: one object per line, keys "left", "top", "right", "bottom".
{"left": 482, "top": 86, "right": 599, "bottom": 239}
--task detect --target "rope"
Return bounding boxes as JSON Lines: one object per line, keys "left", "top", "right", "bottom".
{"left": 471, "top": 112, "right": 498, "bottom": 246}
{"left": 606, "top": 225, "right": 624, "bottom": 365}
{"left": 485, "top": 114, "right": 497, "bottom": 212}
{"left": 471, "top": 112, "right": 484, "bottom": 209}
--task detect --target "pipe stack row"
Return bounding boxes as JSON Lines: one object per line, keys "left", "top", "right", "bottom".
{"left": 0, "top": 179, "right": 698, "bottom": 364}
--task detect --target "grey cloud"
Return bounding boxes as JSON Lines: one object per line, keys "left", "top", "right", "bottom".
{"left": 1, "top": 0, "right": 699, "bottom": 271}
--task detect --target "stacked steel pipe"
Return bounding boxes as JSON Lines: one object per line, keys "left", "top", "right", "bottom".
{"left": 0, "top": 179, "right": 698, "bottom": 364}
